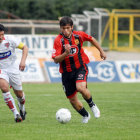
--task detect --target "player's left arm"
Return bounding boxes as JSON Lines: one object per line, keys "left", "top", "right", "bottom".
{"left": 90, "top": 37, "right": 107, "bottom": 60}
{"left": 17, "top": 42, "right": 29, "bottom": 71}
{"left": 79, "top": 31, "right": 106, "bottom": 60}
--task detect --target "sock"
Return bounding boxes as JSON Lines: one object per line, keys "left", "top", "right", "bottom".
{"left": 3, "top": 92, "right": 19, "bottom": 118}
{"left": 85, "top": 97, "right": 95, "bottom": 107}
{"left": 78, "top": 107, "right": 88, "bottom": 117}
{"left": 17, "top": 92, "right": 25, "bottom": 112}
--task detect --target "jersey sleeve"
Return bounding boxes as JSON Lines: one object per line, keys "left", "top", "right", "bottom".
{"left": 78, "top": 31, "right": 93, "bottom": 42}
{"left": 52, "top": 37, "right": 62, "bottom": 59}
{"left": 8, "top": 35, "right": 24, "bottom": 49}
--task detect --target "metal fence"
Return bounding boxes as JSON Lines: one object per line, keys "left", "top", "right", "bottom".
{"left": 1, "top": 9, "right": 140, "bottom": 51}
{"left": 109, "top": 9, "right": 140, "bottom": 51}
{"left": 0, "top": 19, "right": 60, "bottom": 34}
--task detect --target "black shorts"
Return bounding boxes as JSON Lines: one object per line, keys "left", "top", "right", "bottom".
{"left": 62, "top": 64, "right": 88, "bottom": 98}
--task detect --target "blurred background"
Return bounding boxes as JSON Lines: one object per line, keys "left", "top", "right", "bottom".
{"left": 0, "top": 1, "right": 140, "bottom": 140}
{"left": 0, "top": 0, "right": 140, "bottom": 82}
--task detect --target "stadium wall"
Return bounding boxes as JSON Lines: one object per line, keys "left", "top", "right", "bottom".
{"left": 44, "top": 61, "right": 140, "bottom": 83}
{"left": 18, "top": 59, "right": 140, "bottom": 83}
{"left": 14, "top": 35, "right": 140, "bottom": 83}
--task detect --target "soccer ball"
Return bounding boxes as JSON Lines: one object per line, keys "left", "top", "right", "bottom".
{"left": 56, "top": 108, "right": 71, "bottom": 124}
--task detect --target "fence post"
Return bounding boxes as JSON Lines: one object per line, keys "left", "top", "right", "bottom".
{"left": 129, "top": 16, "right": 134, "bottom": 49}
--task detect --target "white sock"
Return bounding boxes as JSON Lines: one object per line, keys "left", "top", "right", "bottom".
{"left": 17, "top": 92, "right": 25, "bottom": 112}
{"left": 3, "top": 92, "right": 19, "bottom": 118}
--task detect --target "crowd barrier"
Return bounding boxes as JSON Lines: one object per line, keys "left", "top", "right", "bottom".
{"left": 44, "top": 61, "right": 140, "bottom": 83}
{"left": 17, "top": 58, "right": 45, "bottom": 82}
{"left": 13, "top": 35, "right": 140, "bottom": 83}
{"left": 20, "top": 58, "right": 140, "bottom": 83}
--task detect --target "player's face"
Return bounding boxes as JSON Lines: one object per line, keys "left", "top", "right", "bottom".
{"left": 0, "top": 31, "right": 4, "bottom": 43}
{"left": 60, "top": 24, "right": 73, "bottom": 38}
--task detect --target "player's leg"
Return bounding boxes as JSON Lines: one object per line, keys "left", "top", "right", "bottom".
{"left": 62, "top": 72, "right": 90, "bottom": 123}
{"left": 0, "top": 78, "right": 22, "bottom": 122}
{"left": 76, "top": 82, "right": 100, "bottom": 118}
{"left": 13, "top": 89, "right": 26, "bottom": 120}
{"left": 8, "top": 63, "right": 26, "bottom": 121}
{"left": 76, "top": 64, "right": 100, "bottom": 118}
{"left": 68, "top": 94, "right": 90, "bottom": 123}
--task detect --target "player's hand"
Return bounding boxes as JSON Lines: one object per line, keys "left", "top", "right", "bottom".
{"left": 65, "top": 44, "right": 71, "bottom": 55}
{"left": 100, "top": 51, "right": 107, "bottom": 60}
{"left": 19, "top": 62, "right": 26, "bottom": 71}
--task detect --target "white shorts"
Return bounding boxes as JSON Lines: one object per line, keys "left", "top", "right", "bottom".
{"left": 0, "top": 62, "right": 22, "bottom": 90}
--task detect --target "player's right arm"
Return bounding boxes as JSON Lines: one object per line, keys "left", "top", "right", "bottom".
{"left": 52, "top": 38, "right": 70, "bottom": 63}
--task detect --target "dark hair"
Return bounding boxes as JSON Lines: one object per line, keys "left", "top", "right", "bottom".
{"left": 59, "top": 16, "right": 73, "bottom": 26}
{"left": 0, "top": 24, "right": 5, "bottom": 31}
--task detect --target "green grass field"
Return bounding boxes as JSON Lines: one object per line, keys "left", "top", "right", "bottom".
{"left": 0, "top": 83, "right": 140, "bottom": 140}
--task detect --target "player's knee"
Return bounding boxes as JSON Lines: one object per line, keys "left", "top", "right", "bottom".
{"left": 69, "top": 96, "right": 79, "bottom": 107}
{"left": 14, "top": 90, "right": 23, "bottom": 98}
{"left": 69, "top": 98, "right": 76, "bottom": 104}
{"left": 76, "top": 85, "right": 85, "bottom": 93}
{"left": 0, "top": 79, "right": 9, "bottom": 92}
{"left": 0, "top": 85, "right": 9, "bottom": 93}
{"left": 69, "top": 98, "right": 82, "bottom": 110}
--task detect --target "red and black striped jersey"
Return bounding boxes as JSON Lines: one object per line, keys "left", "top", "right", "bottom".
{"left": 52, "top": 30, "right": 93, "bottom": 73}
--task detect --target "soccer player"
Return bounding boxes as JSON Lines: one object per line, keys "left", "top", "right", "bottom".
{"left": 0, "top": 24, "right": 28, "bottom": 122}
{"left": 52, "top": 16, "right": 106, "bottom": 123}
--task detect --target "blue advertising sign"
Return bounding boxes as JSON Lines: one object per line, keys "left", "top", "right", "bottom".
{"left": 44, "top": 61, "right": 61, "bottom": 83}
{"left": 17, "top": 59, "right": 45, "bottom": 82}
{"left": 115, "top": 61, "right": 140, "bottom": 82}
{"left": 44, "top": 61, "right": 120, "bottom": 83}
{"left": 87, "top": 61, "right": 120, "bottom": 82}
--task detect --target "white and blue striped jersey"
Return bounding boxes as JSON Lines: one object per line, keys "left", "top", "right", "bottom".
{"left": 0, "top": 35, "right": 21, "bottom": 69}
